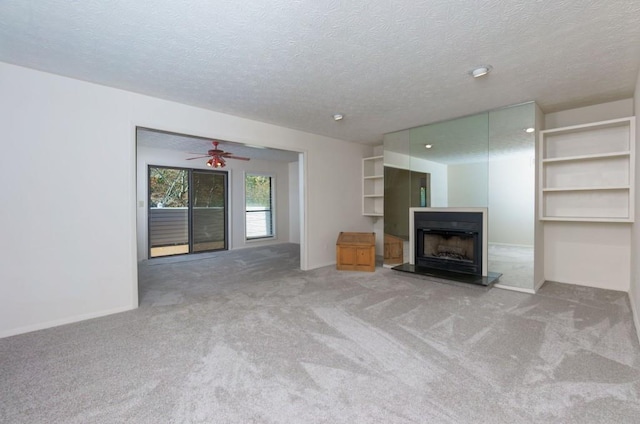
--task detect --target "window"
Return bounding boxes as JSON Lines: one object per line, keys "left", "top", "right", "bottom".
{"left": 245, "top": 174, "right": 274, "bottom": 239}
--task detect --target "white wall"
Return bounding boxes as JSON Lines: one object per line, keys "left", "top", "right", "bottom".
{"left": 0, "top": 63, "right": 137, "bottom": 337}
{"left": 136, "top": 146, "right": 294, "bottom": 260}
{"left": 543, "top": 222, "right": 631, "bottom": 292}
{"left": 543, "top": 99, "right": 634, "bottom": 292}
{"left": 631, "top": 73, "right": 640, "bottom": 342}
{"left": 288, "top": 160, "right": 301, "bottom": 244}
{"left": 0, "top": 62, "right": 371, "bottom": 337}
{"left": 544, "top": 98, "right": 634, "bottom": 129}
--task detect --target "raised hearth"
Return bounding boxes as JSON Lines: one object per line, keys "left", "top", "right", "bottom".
{"left": 392, "top": 263, "right": 501, "bottom": 287}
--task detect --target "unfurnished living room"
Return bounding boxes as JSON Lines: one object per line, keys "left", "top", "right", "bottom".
{"left": 1, "top": 2, "right": 640, "bottom": 423}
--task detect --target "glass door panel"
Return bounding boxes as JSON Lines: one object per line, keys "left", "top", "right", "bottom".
{"left": 148, "top": 167, "right": 189, "bottom": 258}
{"left": 192, "top": 170, "right": 227, "bottom": 252}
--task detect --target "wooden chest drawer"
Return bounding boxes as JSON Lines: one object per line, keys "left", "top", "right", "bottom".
{"left": 336, "top": 232, "right": 376, "bottom": 272}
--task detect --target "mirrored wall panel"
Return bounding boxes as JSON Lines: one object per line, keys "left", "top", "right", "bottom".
{"left": 383, "top": 102, "right": 536, "bottom": 290}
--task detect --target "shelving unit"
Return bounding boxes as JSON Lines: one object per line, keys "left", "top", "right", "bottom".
{"left": 539, "top": 117, "right": 635, "bottom": 222}
{"left": 363, "top": 155, "right": 384, "bottom": 216}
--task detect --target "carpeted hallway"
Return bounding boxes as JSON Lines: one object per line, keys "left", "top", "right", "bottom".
{"left": 1, "top": 243, "right": 639, "bottom": 423}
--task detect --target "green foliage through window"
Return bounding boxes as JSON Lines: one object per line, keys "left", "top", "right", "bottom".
{"left": 246, "top": 175, "right": 272, "bottom": 207}
{"left": 246, "top": 174, "right": 274, "bottom": 239}
{"left": 149, "top": 167, "right": 189, "bottom": 207}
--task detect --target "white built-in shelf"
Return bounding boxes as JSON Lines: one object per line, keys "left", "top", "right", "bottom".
{"left": 542, "top": 186, "right": 631, "bottom": 192}
{"left": 539, "top": 217, "right": 633, "bottom": 223}
{"left": 539, "top": 117, "right": 635, "bottom": 222}
{"left": 363, "top": 155, "right": 384, "bottom": 216}
{"left": 542, "top": 151, "right": 630, "bottom": 163}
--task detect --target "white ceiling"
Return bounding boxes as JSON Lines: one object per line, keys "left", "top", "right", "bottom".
{"left": 137, "top": 128, "right": 300, "bottom": 162}
{"left": 1, "top": 1, "right": 639, "bottom": 145}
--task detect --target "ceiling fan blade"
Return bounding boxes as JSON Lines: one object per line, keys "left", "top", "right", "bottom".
{"left": 220, "top": 151, "right": 249, "bottom": 159}
{"left": 225, "top": 155, "right": 251, "bottom": 161}
{"left": 186, "top": 155, "right": 211, "bottom": 160}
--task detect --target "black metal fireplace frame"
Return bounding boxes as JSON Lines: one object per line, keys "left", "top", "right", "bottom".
{"left": 414, "top": 211, "right": 483, "bottom": 275}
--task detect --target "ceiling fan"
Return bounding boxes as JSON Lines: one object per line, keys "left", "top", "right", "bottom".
{"left": 186, "top": 141, "right": 250, "bottom": 168}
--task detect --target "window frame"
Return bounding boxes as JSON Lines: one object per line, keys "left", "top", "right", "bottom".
{"left": 244, "top": 172, "right": 276, "bottom": 241}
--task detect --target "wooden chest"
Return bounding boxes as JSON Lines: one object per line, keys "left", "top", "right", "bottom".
{"left": 336, "top": 232, "right": 376, "bottom": 272}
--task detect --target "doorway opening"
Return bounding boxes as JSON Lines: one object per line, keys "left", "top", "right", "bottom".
{"left": 135, "top": 126, "right": 307, "bottom": 269}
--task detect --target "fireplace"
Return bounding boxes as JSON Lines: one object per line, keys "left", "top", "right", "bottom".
{"left": 409, "top": 207, "right": 488, "bottom": 277}
{"left": 393, "top": 208, "right": 498, "bottom": 286}
{"left": 414, "top": 211, "right": 483, "bottom": 275}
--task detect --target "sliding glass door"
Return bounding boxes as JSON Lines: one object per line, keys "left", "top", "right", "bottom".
{"left": 148, "top": 166, "right": 227, "bottom": 258}
{"left": 192, "top": 170, "right": 227, "bottom": 252}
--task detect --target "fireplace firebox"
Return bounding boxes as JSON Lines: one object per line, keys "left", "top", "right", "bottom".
{"left": 414, "top": 210, "right": 483, "bottom": 275}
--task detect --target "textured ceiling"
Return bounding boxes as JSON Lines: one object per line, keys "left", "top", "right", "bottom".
{"left": 1, "top": 1, "right": 639, "bottom": 145}
{"left": 137, "top": 128, "right": 299, "bottom": 162}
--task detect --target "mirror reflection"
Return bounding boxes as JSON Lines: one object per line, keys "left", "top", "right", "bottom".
{"left": 383, "top": 102, "right": 535, "bottom": 290}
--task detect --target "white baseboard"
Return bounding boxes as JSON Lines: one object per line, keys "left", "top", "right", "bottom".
{"left": 309, "top": 260, "right": 337, "bottom": 270}
{"left": 488, "top": 242, "right": 534, "bottom": 248}
{"left": 493, "top": 283, "right": 536, "bottom": 294}
{"left": 0, "top": 305, "right": 136, "bottom": 339}
{"left": 544, "top": 278, "right": 628, "bottom": 292}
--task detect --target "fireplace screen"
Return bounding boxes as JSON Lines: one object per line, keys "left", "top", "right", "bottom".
{"left": 413, "top": 210, "right": 484, "bottom": 275}
{"left": 416, "top": 227, "right": 481, "bottom": 274}
{"left": 423, "top": 232, "right": 475, "bottom": 263}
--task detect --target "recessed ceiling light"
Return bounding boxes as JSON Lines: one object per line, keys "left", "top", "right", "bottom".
{"left": 524, "top": 127, "right": 535, "bottom": 133}
{"left": 425, "top": 144, "right": 433, "bottom": 149}
{"left": 470, "top": 65, "right": 492, "bottom": 78}
{"left": 333, "top": 114, "right": 344, "bottom": 121}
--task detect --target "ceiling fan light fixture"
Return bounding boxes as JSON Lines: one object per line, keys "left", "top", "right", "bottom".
{"left": 206, "top": 156, "right": 226, "bottom": 168}
{"left": 214, "top": 157, "right": 225, "bottom": 168}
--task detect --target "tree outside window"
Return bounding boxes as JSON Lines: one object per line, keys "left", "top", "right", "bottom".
{"left": 245, "top": 174, "right": 274, "bottom": 239}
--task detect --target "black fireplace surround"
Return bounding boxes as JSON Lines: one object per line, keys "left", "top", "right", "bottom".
{"left": 414, "top": 211, "right": 483, "bottom": 275}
